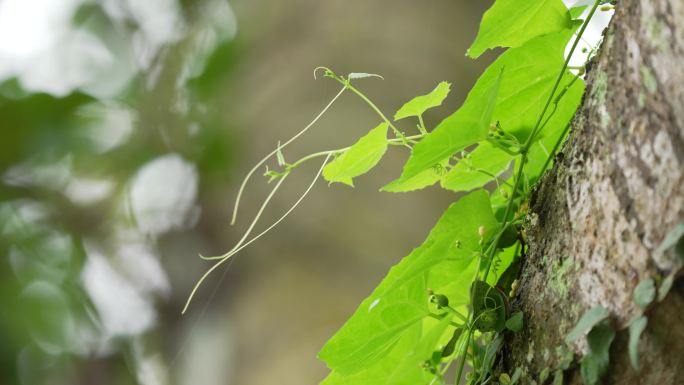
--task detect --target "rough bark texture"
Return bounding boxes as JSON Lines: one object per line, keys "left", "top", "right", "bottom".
{"left": 502, "top": 0, "right": 684, "bottom": 384}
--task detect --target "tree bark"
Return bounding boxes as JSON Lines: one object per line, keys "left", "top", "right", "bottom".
{"left": 503, "top": 0, "right": 684, "bottom": 383}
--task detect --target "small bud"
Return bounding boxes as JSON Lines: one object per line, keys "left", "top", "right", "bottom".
{"left": 479, "top": 226, "right": 487, "bottom": 237}
{"left": 430, "top": 294, "right": 449, "bottom": 309}
{"left": 600, "top": 5, "right": 614, "bottom": 11}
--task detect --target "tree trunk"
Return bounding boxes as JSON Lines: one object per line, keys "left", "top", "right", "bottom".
{"left": 503, "top": 0, "right": 684, "bottom": 383}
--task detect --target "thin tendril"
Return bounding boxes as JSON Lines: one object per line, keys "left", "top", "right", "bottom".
{"left": 230, "top": 87, "right": 345, "bottom": 225}
{"left": 182, "top": 154, "right": 331, "bottom": 314}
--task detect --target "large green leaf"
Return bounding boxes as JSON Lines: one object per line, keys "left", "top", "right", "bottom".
{"left": 318, "top": 190, "right": 497, "bottom": 377}
{"left": 628, "top": 315, "right": 648, "bottom": 370}
{"left": 440, "top": 143, "right": 513, "bottom": 192}
{"left": 394, "top": 82, "right": 451, "bottom": 120}
{"left": 393, "top": 27, "right": 576, "bottom": 186}
{"left": 374, "top": 190, "right": 499, "bottom": 297}
{"left": 318, "top": 274, "right": 427, "bottom": 375}
{"left": 467, "top": 0, "right": 571, "bottom": 58}
{"left": 323, "top": 122, "right": 388, "bottom": 186}
{"left": 321, "top": 317, "right": 453, "bottom": 385}
{"left": 565, "top": 305, "right": 609, "bottom": 343}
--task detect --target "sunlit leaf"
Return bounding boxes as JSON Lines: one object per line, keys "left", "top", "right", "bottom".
{"left": 323, "top": 123, "right": 388, "bottom": 186}
{"left": 467, "top": 0, "right": 571, "bottom": 58}
{"left": 319, "top": 190, "right": 497, "bottom": 378}
{"left": 318, "top": 274, "right": 427, "bottom": 375}
{"left": 394, "top": 82, "right": 451, "bottom": 121}
{"left": 393, "top": 27, "right": 577, "bottom": 186}
{"left": 380, "top": 159, "right": 447, "bottom": 193}
{"left": 440, "top": 143, "right": 513, "bottom": 193}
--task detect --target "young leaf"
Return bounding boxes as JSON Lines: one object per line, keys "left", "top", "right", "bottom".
{"left": 348, "top": 72, "right": 384, "bottom": 80}
{"left": 390, "top": 67, "right": 503, "bottom": 185}
{"left": 565, "top": 305, "right": 609, "bottom": 343}
{"left": 440, "top": 143, "right": 513, "bottom": 193}
{"left": 633, "top": 278, "right": 656, "bottom": 309}
{"left": 580, "top": 324, "right": 615, "bottom": 385}
{"left": 323, "top": 123, "right": 388, "bottom": 186}
{"left": 394, "top": 82, "right": 451, "bottom": 121}
{"left": 467, "top": 0, "right": 571, "bottom": 58}
{"left": 628, "top": 315, "right": 648, "bottom": 370}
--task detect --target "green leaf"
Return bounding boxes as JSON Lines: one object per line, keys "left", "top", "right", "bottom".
{"left": 552, "top": 369, "right": 564, "bottom": 385}
{"left": 580, "top": 324, "right": 615, "bottom": 385}
{"left": 393, "top": 27, "right": 577, "bottom": 186}
{"left": 394, "top": 82, "right": 451, "bottom": 120}
{"left": 320, "top": 323, "right": 423, "bottom": 385}
{"left": 539, "top": 367, "right": 550, "bottom": 383}
{"left": 655, "top": 221, "right": 684, "bottom": 263}
{"left": 390, "top": 67, "right": 503, "bottom": 185}
{"left": 628, "top": 315, "right": 648, "bottom": 370}
{"left": 633, "top": 278, "right": 656, "bottom": 309}
{"left": 440, "top": 143, "right": 513, "bottom": 192}
{"left": 318, "top": 274, "right": 427, "bottom": 375}
{"left": 319, "top": 190, "right": 497, "bottom": 377}
{"left": 570, "top": 5, "right": 589, "bottom": 19}
{"left": 658, "top": 274, "right": 675, "bottom": 302}
{"left": 377, "top": 190, "right": 499, "bottom": 296}
{"left": 505, "top": 311, "right": 524, "bottom": 332}
{"left": 323, "top": 123, "right": 388, "bottom": 186}
{"left": 387, "top": 315, "right": 454, "bottom": 384}
{"left": 467, "top": 0, "right": 571, "bottom": 58}
{"left": 380, "top": 159, "right": 447, "bottom": 193}
{"left": 565, "top": 305, "right": 609, "bottom": 343}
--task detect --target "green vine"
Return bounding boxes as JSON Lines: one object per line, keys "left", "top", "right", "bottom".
{"left": 183, "top": 0, "right": 612, "bottom": 384}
